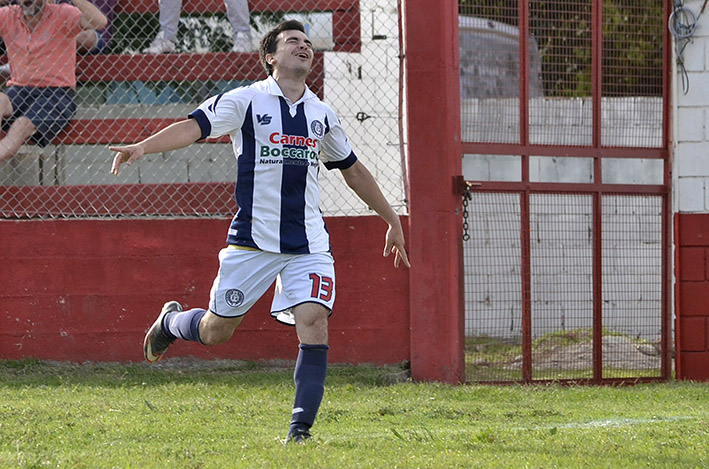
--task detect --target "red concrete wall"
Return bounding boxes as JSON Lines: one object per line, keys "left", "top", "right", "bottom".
{"left": 676, "top": 214, "right": 709, "bottom": 381}
{"left": 0, "top": 216, "right": 410, "bottom": 364}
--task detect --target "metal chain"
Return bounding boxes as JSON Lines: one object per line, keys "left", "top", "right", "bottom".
{"left": 462, "top": 181, "right": 473, "bottom": 241}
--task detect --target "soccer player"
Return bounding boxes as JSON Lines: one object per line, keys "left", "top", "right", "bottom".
{"left": 109, "top": 20, "right": 410, "bottom": 443}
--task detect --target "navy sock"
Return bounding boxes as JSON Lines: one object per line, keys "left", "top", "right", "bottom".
{"left": 290, "top": 344, "right": 329, "bottom": 431}
{"left": 162, "top": 308, "right": 206, "bottom": 344}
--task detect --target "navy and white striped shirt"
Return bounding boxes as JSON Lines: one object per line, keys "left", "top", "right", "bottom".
{"left": 189, "top": 76, "right": 357, "bottom": 254}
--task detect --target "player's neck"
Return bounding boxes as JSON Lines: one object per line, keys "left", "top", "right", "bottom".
{"left": 272, "top": 73, "right": 307, "bottom": 103}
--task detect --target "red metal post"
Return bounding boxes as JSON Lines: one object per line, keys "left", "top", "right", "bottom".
{"left": 519, "top": 0, "right": 533, "bottom": 382}
{"left": 591, "top": 0, "right": 604, "bottom": 384}
{"left": 404, "top": 0, "right": 464, "bottom": 383}
{"left": 662, "top": 0, "right": 674, "bottom": 381}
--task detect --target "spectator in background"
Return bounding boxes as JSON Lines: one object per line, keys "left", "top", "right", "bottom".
{"left": 143, "top": 0, "right": 253, "bottom": 53}
{"left": 0, "top": 0, "right": 107, "bottom": 161}
{"left": 0, "top": 0, "right": 114, "bottom": 82}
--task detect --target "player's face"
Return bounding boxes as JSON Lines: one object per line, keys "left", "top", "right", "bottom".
{"left": 21, "top": 0, "right": 45, "bottom": 17}
{"left": 268, "top": 30, "right": 314, "bottom": 76}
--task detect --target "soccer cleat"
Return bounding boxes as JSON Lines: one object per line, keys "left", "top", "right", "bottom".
{"left": 143, "top": 31, "right": 176, "bottom": 54}
{"left": 143, "top": 301, "right": 182, "bottom": 363}
{"left": 231, "top": 33, "right": 255, "bottom": 53}
{"left": 286, "top": 426, "right": 311, "bottom": 444}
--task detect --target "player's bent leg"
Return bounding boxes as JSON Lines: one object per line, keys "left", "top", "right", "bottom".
{"left": 287, "top": 303, "right": 330, "bottom": 443}
{"left": 198, "top": 311, "right": 244, "bottom": 345}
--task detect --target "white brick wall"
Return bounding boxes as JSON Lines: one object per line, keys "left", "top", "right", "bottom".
{"left": 675, "top": 0, "right": 709, "bottom": 212}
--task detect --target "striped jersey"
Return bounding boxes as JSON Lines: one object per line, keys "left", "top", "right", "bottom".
{"left": 189, "top": 76, "right": 357, "bottom": 254}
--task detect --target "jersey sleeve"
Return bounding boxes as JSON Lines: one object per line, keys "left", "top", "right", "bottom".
{"left": 319, "top": 106, "right": 358, "bottom": 171}
{"left": 188, "top": 88, "right": 251, "bottom": 141}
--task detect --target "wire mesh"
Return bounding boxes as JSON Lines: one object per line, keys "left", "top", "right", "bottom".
{"left": 464, "top": 191, "right": 666, "bottom": 383}
{"left": 464, "top": 191, "right": 523, "bottom": 382}
{"left": 0, "top": 0, "right": 406, "bottom": 219}
{"left": 601, "top": 0, "right": 664, "bottom": 148}
{"left": 458, "top": 1, "right": 522, "bottom": 144}
{"left": 529, "top": 193, "right": 594, "bottom": 380}
{"left": 460, "top": 1, "right": 665, "bottom": 148}
{"left": 528, "top": 0, "right": 593, "bottom": 146}
{"left": 601, "top": 194, "right": 663, "bottom": 378}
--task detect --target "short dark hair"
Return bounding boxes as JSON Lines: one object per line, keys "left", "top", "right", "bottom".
{"left": 259, "top": 19, "right": 306, "bottom": 76}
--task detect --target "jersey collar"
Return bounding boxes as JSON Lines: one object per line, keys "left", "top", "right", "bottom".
{"left": 265, "top": 75, "right": 316, "bottom": 105}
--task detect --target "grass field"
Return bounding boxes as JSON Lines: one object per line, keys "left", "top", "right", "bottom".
{"left": 0, "top": 359, "right": 707, "bottom": 468}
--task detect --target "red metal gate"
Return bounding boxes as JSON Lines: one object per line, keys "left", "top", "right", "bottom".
{"left": 459, "top": 0, "right": 671, "bottom": 383}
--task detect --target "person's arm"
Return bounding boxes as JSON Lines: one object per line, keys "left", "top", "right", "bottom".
{"left": 109, "top": 119, "right": 202, "bottom": 175}
{"left": 340, "top": 160, "right": 411, "bottom": 268}
{"left": 72, "top": 0, "right": 108, "bottom": 31}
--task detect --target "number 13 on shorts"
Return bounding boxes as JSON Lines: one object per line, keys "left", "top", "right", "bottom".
{"left": 309, "top": 273, "right": 334, "bottom": 301}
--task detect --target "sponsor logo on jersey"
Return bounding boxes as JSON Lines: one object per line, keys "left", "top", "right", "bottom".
{"left": 256, "top": 114, "right": 272, "bottom": 125}
{"left": 268, "top": 132, "right": 318, "bottom": 149}
{"left": 259, "top": 132, "right": 320, "bottom": 165}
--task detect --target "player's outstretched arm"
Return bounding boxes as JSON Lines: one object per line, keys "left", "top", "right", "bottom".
{"left": 340, "top": 160, "right": 411, "bottom": 268}
{"left": 109, "top": 119, "right": 202, "bottom": 175}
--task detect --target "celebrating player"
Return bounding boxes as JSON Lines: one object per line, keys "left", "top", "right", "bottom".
{"left": 109, "top": 20, "right": 410, "bottom": 443}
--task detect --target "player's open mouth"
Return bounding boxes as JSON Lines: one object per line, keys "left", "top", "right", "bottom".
{"left": 295, "top": 52, "right": 310, "bottom": 59}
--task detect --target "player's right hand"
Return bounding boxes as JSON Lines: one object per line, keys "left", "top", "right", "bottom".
{"left": 109, "top": 144, "right": 144, "bottom": 175}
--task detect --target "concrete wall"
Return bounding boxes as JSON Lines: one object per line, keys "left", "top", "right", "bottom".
{"left": 0, "top": 216, "right": 410, "bottom": 364}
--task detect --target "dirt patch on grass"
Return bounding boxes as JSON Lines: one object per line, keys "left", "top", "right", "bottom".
{"left": 505, "top": 335, "right": 662, "bottom": 370}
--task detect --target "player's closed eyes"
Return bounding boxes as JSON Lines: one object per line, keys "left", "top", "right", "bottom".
{"left": 286, "top": 37, "right": 312, "bottom": 49}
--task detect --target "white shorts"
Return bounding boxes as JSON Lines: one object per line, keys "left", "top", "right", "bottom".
{"left": 209, "top": 246, "right": 336, "bottom": 326}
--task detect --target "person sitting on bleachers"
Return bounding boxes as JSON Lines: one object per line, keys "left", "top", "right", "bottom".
{"left": 143, "top": 0, "right": 254, "bottom": 53}
{"left": 0, "top": 0, "right": 107, "bottom": 161}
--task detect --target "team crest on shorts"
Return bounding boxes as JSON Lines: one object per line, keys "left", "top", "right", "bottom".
{"left": 225, "top": 289, "right": 245, "bottom": 308}
{"left": 311, "top": 120, "right": 324, "bottom": 139}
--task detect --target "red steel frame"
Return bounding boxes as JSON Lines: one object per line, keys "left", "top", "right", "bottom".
{"left": 461, "top": 1, "right": 672, "bottom": 384}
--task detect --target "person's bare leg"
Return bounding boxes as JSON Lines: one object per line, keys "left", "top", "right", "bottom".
{"left": 0, "top": 92, "right": 12, "bottom": 138}
{"left": 0, "top": 116, "right": 36, "bottom": 162}
{"left": 198, "top": 310, "right": 244, "bottom": 345}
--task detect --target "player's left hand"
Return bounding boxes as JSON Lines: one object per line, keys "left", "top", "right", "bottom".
{"left": 384, "top": 224, "right": 410, "bottom": 268}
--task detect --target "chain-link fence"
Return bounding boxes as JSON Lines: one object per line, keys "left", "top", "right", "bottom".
{"left": 0, "top": 0, "right": 406, "bottom": 219}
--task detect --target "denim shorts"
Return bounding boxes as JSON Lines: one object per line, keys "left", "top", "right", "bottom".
{"left": 2, "top": 86, "right": 76, "bottom": 147}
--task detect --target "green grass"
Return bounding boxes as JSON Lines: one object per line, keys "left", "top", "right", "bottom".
{"left": 0, "top": 359, "right": 707, "bottom": 468}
